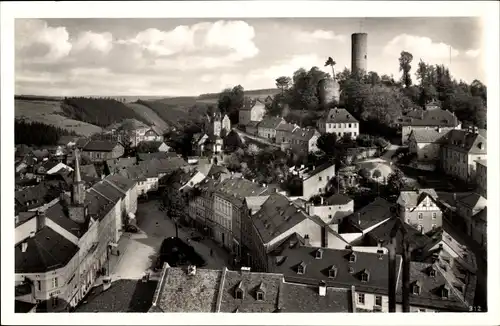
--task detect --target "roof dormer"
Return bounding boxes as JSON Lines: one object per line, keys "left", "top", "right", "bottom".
{"left": 441, "top": 284, "right": 450, "bottom": 299}
{"left": 348, "top": 252, "right": 357, "bottom": 263}
{"left": 360, "top": 269, "right": 370, "bottom": 283}
{"left": 235, "top": 281, "right": 244, "bottom": 300}
{"left": 255, "top": 282, "right": 266, "bottom": 301}
{"left": 297, "top": 261, "right": 307, "bottom": 275}
{"left": 315, "top": 248, "right": 324, "bottom": 259}
{"left": 328, "top": 265, "right": 337, "bottom": 279}
{"left": 412, "top": 281, "right": 422, "bottom": 295}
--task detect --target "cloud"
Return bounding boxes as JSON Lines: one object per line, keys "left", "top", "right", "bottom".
{"left": 15, "top": 19, "right": 72, "bottom": 62}
{"left": 384, "top": 34, "right": 459, "bottom": 60}
{"left": 465, "top": 48, "right": 480, "bottom": 58}
{"left": 72, "top": 31, "right": 113, "bottom": 54}
{"left": 298, "top": 29, "right": 346, "bottom": 42}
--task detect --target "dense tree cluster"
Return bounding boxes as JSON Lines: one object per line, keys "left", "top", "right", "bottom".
{"left": 217, "top": 85, "right": 245, "bottom": 125}
{"left": 61, "top": 97, "right": 149, "bottom": 128}
{"left": 15, "top": 119, "right": 78, "bottom": 146}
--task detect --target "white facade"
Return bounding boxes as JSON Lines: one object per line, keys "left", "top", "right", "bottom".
{"left": 306, "top": 200, "right": 354, "bottom": 225}
{"left": 302, "top": 165, "right": 336, "bottom": 200}
{"left": 319, "top": 122, "right": 359, "bottom": 139}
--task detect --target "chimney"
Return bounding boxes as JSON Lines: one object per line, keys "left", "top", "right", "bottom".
{"left": 36, "top": 210, "right": 46, "bottom": 232}
{"left": 187, "top": 265, "right": 196, "bottom": 276}
{"left": 304, "top": 234, "right": 310, "bottom": 246}
{"left": 22, "top": 242, "right": 28, "bottom": 253}
{"left": 263, "top": 183, "right": 267, "bottom": 188}
{"left": 241, "top": 266, "right": 251, "bottom": 273}
{"left": 29, "top": 231, "right": 35, "bottom": 238}
{"left": 437, "top": 127, "right": 441, "bottom": 133}
{"left": 320, "top": 196, "right": 324, "bottom": 205}
{"left": 318, "top": 281, "right": 327, "bottom": 297}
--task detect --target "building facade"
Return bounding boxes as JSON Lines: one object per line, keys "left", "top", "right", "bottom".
{"left": 82, "top": 141, "right": 124, "bottom": 162}
{"left": 397, "top": 189, "right": 442, "bottom": 234}
{"left": 475, "top": 160, "right": 487, "bottom": 198}
{"left": 317, "top": 108, "right": 359, "bottom": 139}
{"left": 302, "top": 163, "right": 336, "bottom": 200}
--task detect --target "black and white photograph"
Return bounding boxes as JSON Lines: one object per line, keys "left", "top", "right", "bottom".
{"left": 1, "top": 1, "right": 499, "bottom": 325}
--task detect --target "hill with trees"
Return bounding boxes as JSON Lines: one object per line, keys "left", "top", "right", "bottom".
{"left": 61, "top": 97, "right": 151, "bottom": 128}
{"left": 15, "top": 119, "right": 78, "bottom": 146}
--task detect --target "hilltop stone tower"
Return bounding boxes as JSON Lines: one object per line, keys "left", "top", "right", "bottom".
{"left": 351, "top": 33, "right": 368, "bottom": 74}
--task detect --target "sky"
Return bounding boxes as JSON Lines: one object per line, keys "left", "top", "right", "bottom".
{"left": 15, "top": 17, "right": 485, "bottom": 97}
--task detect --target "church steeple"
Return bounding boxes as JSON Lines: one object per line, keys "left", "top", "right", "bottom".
{"left": 72, "top": 148, "right": 86, "bottom": 206}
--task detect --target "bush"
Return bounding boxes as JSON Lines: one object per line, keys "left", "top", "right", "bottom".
{"left": 358, "top": 168, "right": 371, "bottom": 179}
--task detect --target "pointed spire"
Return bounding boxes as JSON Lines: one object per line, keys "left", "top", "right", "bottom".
{"left": 74, "top": 148, "right": 82, "bottom": 183}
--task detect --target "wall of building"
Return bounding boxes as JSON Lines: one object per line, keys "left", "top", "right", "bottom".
{"left": 250, "top": 103, "right": 266, "bottom": 122}
{"left": 320, "top": 122, "right": 359, "bottom": 139}
{"left": 308, "top": 201, "right": 354, "bottom": 225}
{"left": 266, "top": 217, "right": 324, "bottom": 250}
{"left": 476, "top": 163, "right": 487, "bottom": 198}
{"left": 410, "top": 142, "right": 441, "bottom": 161}
{"left": 355, "top": 292, "right": 388, "bottom": 312}
{"left": 257, "top": 127, "right": 277, "bottom": 140}
{"left": 239, "top": 110, "right": 251, "bottom": 126}
{"left": 351, "top": 33, "right": 368, "bottom": 73}
{"left": 402, "top": 197, "right": 442, "bottom": 234}
{"left": 302, "top": 165, "right": 336, "bottom": 200}
{"left": 213, "top": 194, "right": 234, "bottom": 248}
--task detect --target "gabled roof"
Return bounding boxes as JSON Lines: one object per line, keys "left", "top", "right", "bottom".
{"left": 106, "top": 157, "right": 137, "bottom": 173}
{"left": 442, "top": 129, "right": 487, "bottom": 154}
{"left": 457, "top": 192, "right": 486, "bottom": 210}
{"left": 325, "top": 194, "right": 353, "bottom": 206}
{"left": 302, "top": 162, "right": 335, "bottom": 180}
{"left": 397, "top": 189, "right": 439, "bottom": 208}
{"left": 252, "top": 193, "right": 314, "bottom": 245}
{"left": 475, "top": 159, "right": 487, "bottom": 167}
{"left": 320, "top": 108, "right": 358, "bottom": 123}
{"left": 399, "top": 109, "right": 459, "bottom": 127}
{"left": 345, "top": 197, "right": 393, "bottom": 231}
{"left": 83, "top": 140, "right": 121, "bottom": 152}
{"left": 15, "top": 226, "right": 80, "bottom": 273}
{"left": 281, "top": 283, "right": 352, "bottom": 312}
{"left": 288, "top": 127, "right": 319, "bottom": 141}
{"left": 79, "top": 164, "right": 99, "bottom": 178}
{"left": 138, "top": 152, "right": 178, "bottom": 161}
{"left": 57, "top": 135, "right": 79, "bottom": 146}
{"left": 268, "top": 243, "right": 402, "bottom": 295}
{"left": 215, "top": 178, "right": 270, "bottom": 207}
{"left": 258, "top": 117, "right": 284, "bottom": 130}
{"left": 276, "top": 122, "right": 299, "bottom": 132}
{"left": 246, "top": 121, "right": 260, "bottom": 128}
{"left": 409, "top": 128, "right": 448, "bottom": 143}
{"left": 137, "top": 141, "right": 168, "bottom": 150}
{"left": 104, "top": 174, "right": 137, "bottom": 192}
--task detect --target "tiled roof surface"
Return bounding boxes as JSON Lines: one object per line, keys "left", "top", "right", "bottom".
{"left": 365, "top": 218, "right": 432, "bottom": 252}
{"left": 410, "top": 128, "right": 448, "bottom": 143}
{"left": 345, "top": 197, "right": 393, "bottom": 231}
{"left": 155, "top": 267, "right": 222, "bottom": 312}
{"left": 106, "top": 157, "right": 137, "bottom": 173}
{"left": 288, "top": 127, "right": 318, "bottom": 141}
{"left": 215, "top": 178, "right": 269, "bottom": 207}
{"left": 397, "top": 189, "right": 438, "bottom": 207}
{"left": 457, "top": 192, "right": 486, "bottom": 209}
{"left": 442, "top": 129, "right": 487, "bottom": 154}
{"left": 137, "top": 141, "right": 167, "bottom": 150}
{"left": 91, "top": 180, "right": 124, "bottom": 203}
{"left": 303, "top": 162, "right": 335, "bottom": 180}
{"left": 281, "top": 283, "right": 352, "bottom": 312}
{"left": 276, "top": 122, "right": 299, "bottom": 132}
{"left": 475, "top": 159, "right": 487, "bottom": 167}
{"left": 219, "top": 270, "right": 282, "bottom": 312}
{"left": 83, "top": 140, "right": 120, "bottom": 152}
{"left": 399, "top": 109, "right": 459, "bottom": 127}
{"left": 258, "top": 117, "right": 284, "bottom": 130}
{"left": 246, "top": 121, "right": 260, "bottom": 128}
{"left": 138, "top": 152, "right": 178, "bottom": 161}
{"left": 252, "top": 193, "right": 311, "bottom": 244}
{"left": 15, "top": 226, "right": 79, "bottom": 273}
{"left": 325, "top": 194, "right": 353, "bottom": 206}
{"left": 268, "top": 242, "right": 402, "bottom": 295}
{"left": 104, "top": 174, "right": 137, "bottom": 192}
{"left": 321, "top": 108, "right": 358, "bottom": 123}
{"left": 15, "top": 184, "right": 50, "bottom": 209}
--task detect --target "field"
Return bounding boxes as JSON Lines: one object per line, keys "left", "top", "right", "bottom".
{"left": 125, "top": 102, "right": 170, "bottom": 132}
{"left": 15, "top": 99, "right": 102, "bottom": 136}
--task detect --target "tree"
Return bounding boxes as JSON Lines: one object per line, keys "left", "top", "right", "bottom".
{"left": 359, "top": 168, "right": 371, "bottom": 179}
{"left": 316, "top": 133, "right": 338, "bottom": 158}
{"left": 372, "top": 169, "right": 382, "bottom": 179}
{"left": 364, "top": 71, "right": 381, "bottom": 86}
{"left": 387, "top": 169, "right": 406, "bottom": 195}
{"left": 275, "top": 76, "right": 292, "bottom": 96}
{"left": 225, "top": 153, "right": 241, "bottom": 171}
{"left": 217, "top": 85, "right": 245, "bottom": 125}
{"left": 399, "top": 51, "right": 414, "bottom": 88}
{"left": 324, "top": 57, "right": 337, "bottom": 79}
{"left": 162, "top": 186, "right": 187, "bottom": 238}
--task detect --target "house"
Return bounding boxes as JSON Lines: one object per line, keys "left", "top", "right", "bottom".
{"left": 301, "top": 163, "right": 336, "bottom": 200}
{"left": 137, "top": 152, "right": 178, "bottom": 162}
{"left": 340, "top": 197, "right": 394, "bottom": 243}
{"left": 245, "top": 121, "right": 260, "bottom": 135}
{"left": 15, "top": 183, "right": 52, "bottom": 214}
{"left": 305, "top": 194, "right": 354, "bottom": 228}
{"left": 15, "top": 149, "right": 137, "bottom": 311}
{"left": 204, "top": 112, "right": 223, "bottom": 137}
{"left": 137, "top": 141, "right": 171, "bottom": 152}
{"left": 440, "top": 129, "right": 487, "bottom": 183}
{"left": 149, "top": 265, "right": 353, "bottom": 313}
{"left": 397, "top": 189, "right": 442, "bottom": 234}
{"left": 475, "top": 159, "right": 487, "bottom": 198}
{"left": 192, "top": 133, "right": 209, "bottom": 156}
{"left": 398, "top": 108, "right": 461, "bottom": 145}
{"left": 317, "top": 108, "right": 359, "bottom": 139}
{"left": 187, "top": 178, "right": 220, "bottom": 233}
{"left": 248, "top": 193, "right": 346, "bottom": 271}
{"left": 471, "top": 207, "right": 486, "bottom": 249}
{"left": 283, "top": 127, "right": 320, "bottom": 154}
{"left": 82, "top": 140, "right": 124, "bottom": 162}
{"left": 238, "top": 100, "right": 266, "bottom": 126}
{"left": 221, "top": 114, "right": 231, "bottom": 135}
{"left": 257, "top": 117, "right": 285, "bottom": 140}
{"left": 408, "top": 128, "right": 448, "bottom": 161}
{"left": 46, "top": 162, "right": 74, "bottom": 175}
{"left": 106, "top": 119, "right": 153, "bottom": 147}
{"left": 455, "top": 192, "right": 487, "bottom": 237}
{"left": 212, "top": 178, "right": 271, "bottom": 260}
{"left": 143, "top": 125, "right": 164, "bottom": 142}
{"left": 275, "top": 123, "right": 300, "bottom": 146}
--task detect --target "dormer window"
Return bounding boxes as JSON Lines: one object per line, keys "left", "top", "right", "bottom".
{"left": 297, "top": 262, "right": 306, "bottom": 274}
{"left": 256, "top": 282, "right": 266, "bottom": 301}
{"left": 256, "top": 291, "right": 264, "bottom": 301}
{"left": 430, "top": 269, "right": 436, "bottom": 277}
{"left": 349, "top": 253, "right": 356, "bottom": 263}
{"left": 328, "top": 266, "right": 337, "bottom": 278}
{"left": 441, "top": 285, "right": 449, "bottom": 298}
{"left": 235, "top": 289, "right": 243, "bottom": 299}
{"left": 315, "top": 249, "right": 323, "bottom": 259}
{"left": 412, "top": 282, "right": 421, "bottom": 295}
{"left": 360, "top": 269, "right": 370, "bottom": 283}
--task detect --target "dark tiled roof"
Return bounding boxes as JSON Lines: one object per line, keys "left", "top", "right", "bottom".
{"left": 106, "top": 157, "right": 137, "bottom": 173}
{"left": 365, "top": 218, "right": 432, "bottom": 252}
{"left": 15, "top": 226, "right": 79, "bottom": 273}
{"left": 281, "top": 283, "right": 352, "bottom": 312}
{"left": 303, "top": 162, "right": 335, "bottom": 180}
{"left": 75, "top": 137, "right": 90, "bottom": 148}
{"left": 252, "top": 193, "right": 311, "bottom": 244}
{"left": 104, "top": 174, "right": 137, "bottom": 192}
{"left": 91, "top": 181, "right": 124, "bottom": 203}
{"left": 15, "top": 184, "right": 50, "bottom": 209}
{"left": 410, "top": 128, "right": 448, "bottom": 143}
{"left": 215, "top": 178, "right": 269, "bottom": 207}
{"left": 321, "top": 108, "right": 358, "bottom": 123}
{"left": 442, "top": 129, "right": 487, "bottom": 154}
{"left": 76, "top": 279, "right": 157, "bottom": 312}
{"left": 268, "top": 243, "right": 402, "bottom": 295}
{"left": 137, "top": 141, "right": 167, "bottom": 150}
{"left": 154, "top": 267, "right": 222, "bottom": 312}
{"left": 246, "top": 121, "right": 260, "bottom": 128}
{"left": 31, "top": 149, "right": 50, "bottom": 159}
{"left": 397, "top": 188, "right": 438, "bottom": 207}
{"left": 258, "top": 117, "right": 285, "bottom": 130}
{"left": 219, "top": 270, "right": 282, "bottom": 312}
{"left": 457, "top": 192, "right": 486, "bottom": 209}
{"left": 138, "top": 152, "right": 178, "bottom": 161}
{"left": 276, "top": 122, "right": 299, "bottom": 132}
{"left": 45, "top": 201, "right": 89, "bottom": 238}
{"left": 345, "top": 197, "right": 393, "bottom": 231}
{"left": 79, "top": 164, "right": 98, "bottom": 178}
{"left": 288, "top": 127, "right": 318, "bottom": 141}
{"left": 15, "top": 300, "right": 37, "bottom": 313}
{"left": 325, "top": 194, "right": 353, "bottom": 206}
{"left": 399, "top": 109, "right": 459, "bottom": 127}
{"left": 85, "top": 189, "right": 116, "bottom": 222}
{"left": 83, "top": 140, "right": 121, "bottom": 152}
{"left": 16, "top": 211, "right": 37, "bottom": 227}
{"left": 398, "top": 261, "right": 468, "bottom": 311}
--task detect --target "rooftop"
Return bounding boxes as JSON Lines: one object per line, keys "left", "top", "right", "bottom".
{"left": 397, "top": 188, "right": 438, "bottom": 208}
{"left": 302, "top": 162, "right": 335, "bottom": 180}
{"left": 15, "top": 183, "right": 50, "bottom": 209}
{"left": 281, "top": 283, "right": 352, "bottom": 313}
{"left": 324, "top": 194, "right": 353, "bottom": 206}
{"left": 475, "top": 159, "right": 487, "bottom": 167}
{"left": 410, "top": 128, "right": 448, "bottom": 143}
{"left": 15, "top": 226, "right": 80, "bottom": 273}
{"left": 345, "top": 197, "right": 393, "bottom": 231}
{"left": 399, "top": 109, "right": 459, "bottom": 127}
{"left": 442, "top": 129, "right": 487, "bottom": 154}
{"left": 276, "top": 122, "right": 299, "bottom": 132}
{"left": 83, "top": 140, "right": 120, "bottom": 152}
{"left": 321, "top": 108, "right": 358, "bottom": 124}
{"left": 215, "top": 178, "right": 269, "bottom": 207}
{"left": 104, "top": 174, "right": 137, "bottom": 193}
{"left": 138, "top": 151, "right": 178, "bottom": 161}
{"left": 457, "top": 192, "right": 486, "bottom": 210}
{"left": 258, "top": 116, "right": 285, "bottom": 130}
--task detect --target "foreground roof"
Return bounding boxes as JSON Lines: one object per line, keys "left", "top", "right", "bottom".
{"left": 442, "top": 129, "right": 487, "bottom": 154}
{"left": 345, "top": 197, "right": 393, "bottom": 231}
{"left": 83, "top": 140, "right": 121, "bottom": 152}
{"left": 321, "top": 108, "right": 358, "bottom": 124}
{"left": 399, "top": 109, "right": 459, "bottom": 127}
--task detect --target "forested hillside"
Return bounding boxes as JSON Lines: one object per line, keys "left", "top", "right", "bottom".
{"left": 15, "top": 119, "right": 78, "bottom": 146}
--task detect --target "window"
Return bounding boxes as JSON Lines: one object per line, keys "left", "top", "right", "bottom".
{"left": 328, "top": 267, "right": 337, "bottom": 278}
{"left": 52, "top": 277, "right": 58, "bottom": 288}
{"left": 429, "top": 269, "right": 436, "bottom": 277}
{"left": 375, "top": 296, "right": 382, "bottom": 307}
{"left": 349, "top": 253, "right": 356, "bottom": 263}
{"left": 256, "top": 291, "right": 264, "bottom": 301}
{"left": 318, "top": 188, "right": 322, "bottom": 193}
{"left": 432, "top": 224, "right": 437, "bottom": 230}
{"left": 37, "top": 281, "right": 41, "bottom": 291}
{"left": 418, "top": 308, "right": 426, "bottom": 313}
{"left": 413, "top": 284, "right": 421, "bottom": 295}
{"left": 357, "top": 293, "right": 365, "bottom": 304}
{"left": 432, "top": 213, "right": 437, "bottom": 219}
{"left": 51, "top": 296, "right": 59, "bottom": 308}
{"left": 319, "top": 176, "right": 322, "bottom": 181}
{"left": 297, "top": 263, "right": 306, "bottom": 274}
{"left": 441, "top": 287, "right": 449, "bottom": 298}
{"left": 349, "top": 123, "right": 352, "bottom": 128}
{"left": 328, "top": 214, "right": 332, "bottom": 219}
{"left": 418, "top": 213, "right": 423, "bottom": 220}
{"left": 235, "top": 289, "right": 243, "bottom": 299}
{"left": 361, "top": 272, "right": 369, "bottom": 282}
{"left": 418, "top": 224, "right": 423, "bottom": 233}
{"left": 406, "top": 218, "right": 410, "bottom": 223}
